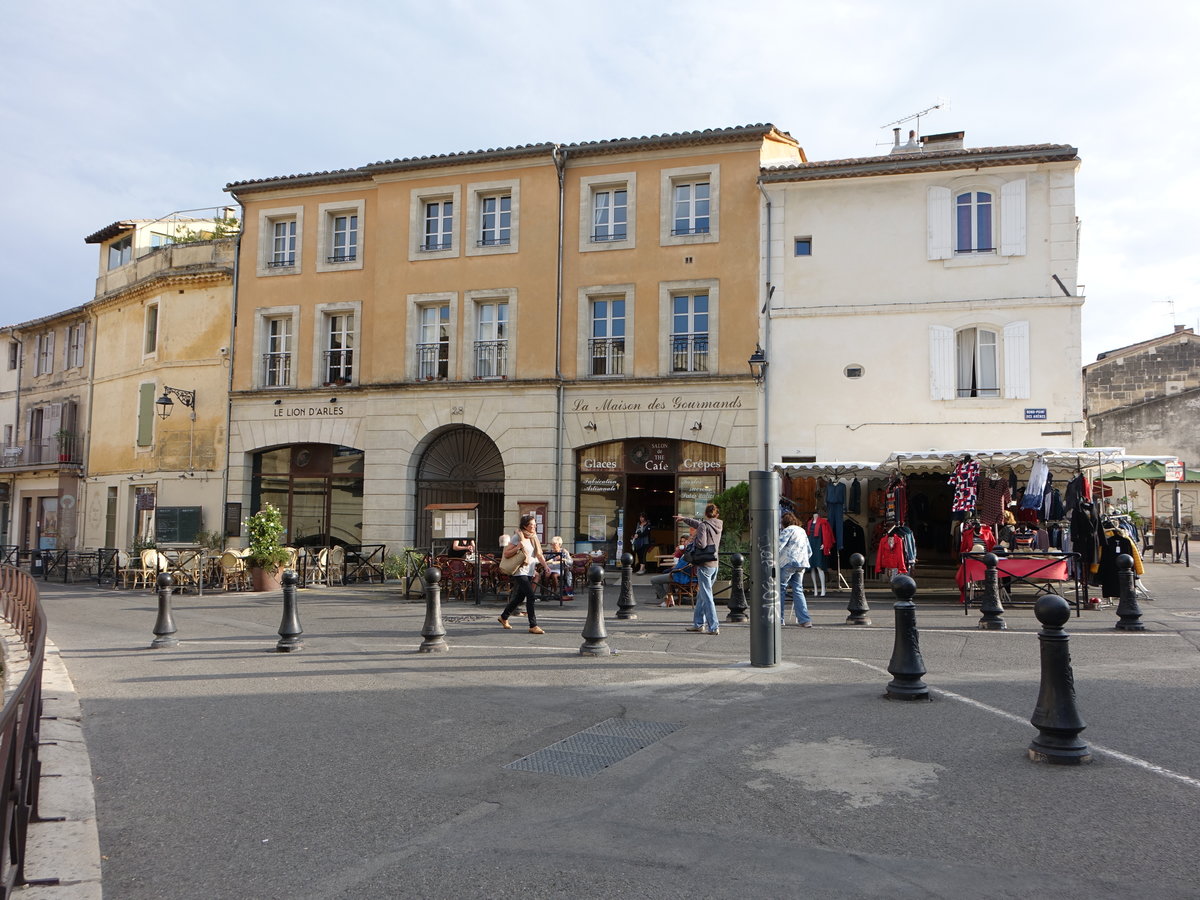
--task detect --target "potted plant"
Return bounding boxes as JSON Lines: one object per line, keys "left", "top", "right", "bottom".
{"left": 54, "top": 428, "right": 75, "bottom": 462}
{"left": 245, "top": 502, "right": 289, "bottom": 591}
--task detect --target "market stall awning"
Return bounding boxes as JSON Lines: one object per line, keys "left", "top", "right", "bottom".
{"left": 1100, "top": 462, "right": 1200, "bottom": 482}
{"left": 881, "top": 447, "right": 1129, "bottom": 473}
{"left": 773, "top": 461, "right": 886, "bottom": 479}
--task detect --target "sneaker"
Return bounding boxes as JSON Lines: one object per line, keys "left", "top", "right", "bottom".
{"left": 528, "top": 626, "right": 545, "bottom": 635}
{"left": 685, "top": 626, "right": 705, "bottom": 632}
{"left": 799, "top": 622, "right": 814, "bottom": 628}
{"left": 498, "top": 617, "right": 512, "bottom": 630}
{"left": 705, "top": 628, "right": 720, "bottom": 635}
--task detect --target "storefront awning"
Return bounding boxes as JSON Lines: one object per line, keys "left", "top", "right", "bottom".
{"left": 882, "top": 447, "right": 1131, "bottom": 473}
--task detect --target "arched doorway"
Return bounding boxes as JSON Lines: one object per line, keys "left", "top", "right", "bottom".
{"left": 251, "top": 444, "right": 364, "bottom": 546}
{"left": 415, "top": 426, "right": 505, "bottom": 551}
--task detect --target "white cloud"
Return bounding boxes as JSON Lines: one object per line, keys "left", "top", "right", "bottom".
{"left": 1, "top": 0, "right": 1197, "bottom": 361}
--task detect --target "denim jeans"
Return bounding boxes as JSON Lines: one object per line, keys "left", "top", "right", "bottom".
{"left": 780, "top": 563, "right": 810, "bottom": 624}
{"left": 693, "top": 565, "right": 719, "bottom": 632}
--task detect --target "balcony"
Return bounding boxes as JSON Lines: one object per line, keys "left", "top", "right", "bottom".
{"left": 262, "top": 352, "right": 292, "bottom": 387}
{"left": 1, "top": 432, "right": 83, "bottom": 469}
{"left": 322, "top": 349, "right": 354, "bottom": 385}
{"left": 589, "top": 338, "right": 625, "bottom": 376}
{"left": 671, "top": 334, "right": 709, "bottom": 373}
{"left": 473, "top": 340, "right": 508, "bottom": 379}
{"left": 416, "top": 343, "right": 448, "bottom": 381}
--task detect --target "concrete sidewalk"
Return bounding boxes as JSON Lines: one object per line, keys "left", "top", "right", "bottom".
{"left": 17, "top": 558, "right": 1200, "bottom": 899}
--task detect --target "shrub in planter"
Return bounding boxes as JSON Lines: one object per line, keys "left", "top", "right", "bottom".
{"left": 245, "top": 502, "right": 289, "bottom": 590}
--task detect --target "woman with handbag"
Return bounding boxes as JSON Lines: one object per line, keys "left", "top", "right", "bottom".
{"left": 674, "top": 503, "right": 723, "bottom": 635}
{"left": 499, "top": 514, "right": 549, "bottom": 634}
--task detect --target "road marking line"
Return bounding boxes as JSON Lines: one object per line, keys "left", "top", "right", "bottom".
{"left": 843, "top": 658, "right": 1200, "bottom": 790}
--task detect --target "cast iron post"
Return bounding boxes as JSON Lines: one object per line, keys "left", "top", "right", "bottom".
{"left": 419, "top": 565, "right": 448, "bottom": 653}
{"left": 151, "top": 572, "right": 178, "bottom": 649}
{"left": 275, "top": 570, "right": 303, "bottom": 652}
{"left": 748, "top": 470, "right": 781, "bottom": 666}
{"left": 1028, "top": 594, "right": 1091, "bottom": 764}
{"left": 616, "top": 551, "right": 637, "bottom": 619}
{"left": 726, "top": 554, "right": 748, "bottom": 622}
{"left": 1114, "top": 554, "right": 1146, "bottom": 631}
{"left": 885, "top": 574, "right": 928, "bottom": 700}
{"left": 978, "top": 552, "right": 1008, "bottom": 630}
{"left": 580, "top": 564, "right": 611, "bottom": 657}
{"left": 845, "top": 552, "right": 871, "bottom": 625}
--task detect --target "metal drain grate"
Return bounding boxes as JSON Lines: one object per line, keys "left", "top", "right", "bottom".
{"left": 503, "top": 718, "right": 679, "bottom": 777}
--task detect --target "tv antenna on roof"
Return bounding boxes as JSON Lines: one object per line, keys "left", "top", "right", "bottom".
{"left": 1153, "top": 298, "right": 1177, "bottom": 326}
{"left": 880, "top": 101, "right": 947, "bottom": 143}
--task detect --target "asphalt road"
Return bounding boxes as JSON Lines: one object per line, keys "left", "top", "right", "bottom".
{"left": 30, "top": 564, "right": 1200, "bottom": 899}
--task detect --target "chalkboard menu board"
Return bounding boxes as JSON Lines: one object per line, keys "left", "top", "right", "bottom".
{"left": 156, "top": 506, "right": 202, "bottom": 544}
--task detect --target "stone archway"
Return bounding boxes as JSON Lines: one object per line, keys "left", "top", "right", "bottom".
{"left": 415, "top": 426, "right": 505, "bottom": 550}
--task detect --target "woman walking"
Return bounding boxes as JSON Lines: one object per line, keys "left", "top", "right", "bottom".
{"left": 675, "top": 503, "right": 723, "bottom": 635}
{"left": 779, "top": 512, "right": 813, "bottom": 626}
{"left": 499, "top": 514, "right": 549, "bottom": 634}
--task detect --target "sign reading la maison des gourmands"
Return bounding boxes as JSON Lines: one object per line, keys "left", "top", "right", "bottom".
{"left": 571, "top": 395, "right": 743, "bottom": 414}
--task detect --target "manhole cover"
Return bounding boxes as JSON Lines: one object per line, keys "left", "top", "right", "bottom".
{"left": 504, "top": 718, "right": 679, "bottom": 777}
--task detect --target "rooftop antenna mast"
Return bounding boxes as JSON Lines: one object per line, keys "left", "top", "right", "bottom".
{"left": 1152, "top": 298, "right": 1177, "bottom": 327}
{"left": 879, "top": 101, "right": 946, "bottom": 146}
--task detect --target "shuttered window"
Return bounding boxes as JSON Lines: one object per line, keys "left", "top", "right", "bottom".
{"left": 1003, "top": 320, "right": 1031, "bottom": 398}
{"left": 137, "top": 383, "right": 156, "bottom": 447}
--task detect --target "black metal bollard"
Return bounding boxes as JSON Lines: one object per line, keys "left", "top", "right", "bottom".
{"left": 616, "top": 551, "right": 637, "bottom": 620}
{"left": 579, "top": 564, "right": 611, "bottom": 657}
{"left": 885, "top": 574, "right": 929, "bottom": 700}
{"left": 150, "top": 572, "right": 178, "bottom": 649}
{"left": 419, "top": 565, "right": 448, "bottom": 653}
{"left": 977, "top": 552, "right": 1008, "bottom": 630}
{"left": 725, "top": 553, "right": 748, "bottom": 622}
{"left": 1114, "top": 554, "right": 1146, "bottom": 631}
{"left": 276, "top": 570, "right": 303, "bottom": 652}
{"left": 1028, "top": 594, "right": 1091, "bottom": 764}
{"left": 845, "top": 552, "right": 871, "bottom": 625}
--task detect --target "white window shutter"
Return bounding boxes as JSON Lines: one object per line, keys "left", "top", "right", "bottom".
{"left": 927, "top": 186, "right": 952, "bottom": 260}
{"left": 929, "top": 325, "right": 955, "bottom": 400}
{"left": 1003, "top": 320, "right": 1030, "bottom": 398}
{"left": 1000, "top": 179, "right": 1027, "bottom": 256}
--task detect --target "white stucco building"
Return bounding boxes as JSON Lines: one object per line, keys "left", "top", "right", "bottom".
{"left": 758, "top": 132, "right": 1084, "bottom": 463}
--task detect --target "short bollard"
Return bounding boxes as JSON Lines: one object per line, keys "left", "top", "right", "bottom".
{"left": 419, "top": 566, "right": 448, "bottom": 653}
{"left": 579, "top": 564, "right": 611, "bottom": 657}
{"left": 150, "top": 572, "right": 178, "bottom": 649}
{"left": 845, "top": 552, "right": 871, "bottom": 625}
{"left": 885, "top": 574, "right": 929, "bottom": 701}
{"left": 616, "top": 551, "right": 637, "bottom": 620}
{"left": 1114, "top": 554, "right": 1146, "bottom": 632}
{"left": 725, "top": 553, "right": 748, "bottom": 623}
{"left": 1029, "top": 594, "right": 1091, "bottom": 764}
{"left": 977, "top": 552, "right": 1008, "bottom": 630}
{"left": 276, "top": 569, "right": 303, "bottom": 652}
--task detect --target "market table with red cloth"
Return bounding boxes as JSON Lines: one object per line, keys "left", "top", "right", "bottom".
{"left": 959, "top": 551, "right": 1082, "bottom": 615}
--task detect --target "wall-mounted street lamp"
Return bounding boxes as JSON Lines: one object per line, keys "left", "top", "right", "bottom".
{"left": 690, "top": 421, "right": 703, "bottom": 431}
{"left": 156, "top": 385, "right": 197, "bottom": 420}
{"left": 748, "top": 344, "right": 768, "bottom": 385}
{"left": 583, "top": 420, "right": 598, "bottom": 431}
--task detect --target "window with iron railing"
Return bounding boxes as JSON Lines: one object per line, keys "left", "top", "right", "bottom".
{"left": 473, "top": 340, "right": 507, "bottom": 379}
{"left": 328, "top": 213, "right": 358, "bottom": 263}
{"left": 270, "top": 219, "right": 297, "bottom": 267}
{"left": 672, "top": 181, "right": 710, "bottom": 236}
{"left": 423, "top": 200, "right": 453, "bottom": 251}
{"left": 671, "top": 334, "right": 709, "bottom": 374}
{"left": 263, "top": 352, "right": 292, "bottom": 387}
{"left": 589, "top": 338, "right": 625, "bottom": 376}
{"left": 416, "top": 342, "right": 449, "bottom": 381}
{"left": 478, "top": 194, "right": 511, "bottom": 246}
{"left": 323, "top": 349, "right": 354, "bottom": 384}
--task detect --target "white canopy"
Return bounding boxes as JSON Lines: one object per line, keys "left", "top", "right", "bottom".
{"left": 773, "top": 461, "right": 886, "bottom": 479}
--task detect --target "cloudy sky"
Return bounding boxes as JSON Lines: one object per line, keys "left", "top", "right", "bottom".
{"left": 2, "top": 0, "right": 1196, "bottom": 360}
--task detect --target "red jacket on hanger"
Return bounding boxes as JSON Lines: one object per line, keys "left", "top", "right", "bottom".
{"left": 807, "top": 516, "right": 835, "bottom": 554}
{"left": 875, "top": 534, "right": 908, "bottom": 574}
